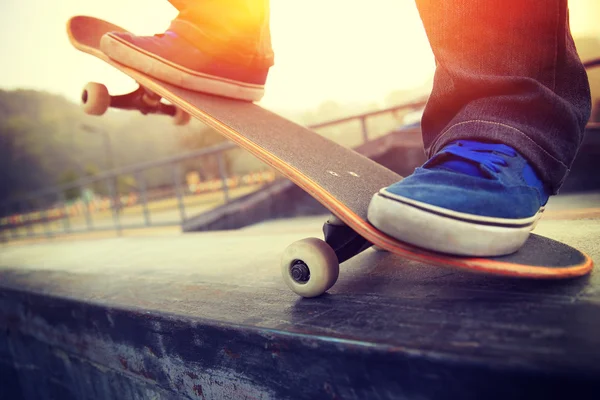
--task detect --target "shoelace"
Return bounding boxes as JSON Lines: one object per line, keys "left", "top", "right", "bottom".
{"left": 435, "top": 140, "right": 517, "bottom": 174}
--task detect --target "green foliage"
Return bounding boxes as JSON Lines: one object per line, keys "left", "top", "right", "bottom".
{"left": 117, "top": 175, "right": 136, "bottom": 195}
{"left": 57, "top": 170, "right": 80, "bottom": 201}
{"left": 0, "top": 90, "right": 190, "bottom": 204}
{"left": 0, "top": 89, "right": 271, "bottom": 210}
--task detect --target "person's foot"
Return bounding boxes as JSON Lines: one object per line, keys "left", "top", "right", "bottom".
{"left": 100, "top": 30, "right": 269, "bottom": 101}
{"left": 367, "top": 140, "right": 551, "bottom": 256}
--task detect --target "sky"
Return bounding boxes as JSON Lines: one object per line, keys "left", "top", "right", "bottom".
{"left": 1, "top": 0, "right": 599, "bottom": 112}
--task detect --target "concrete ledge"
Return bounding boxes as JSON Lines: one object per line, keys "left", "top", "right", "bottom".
{"left": 1, "top": 217, "right": 600, "bottom": 399}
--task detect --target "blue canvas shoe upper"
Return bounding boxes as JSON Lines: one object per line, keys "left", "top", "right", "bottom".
{"left": 381, "top": 140, "right": 551, "bottom": 219}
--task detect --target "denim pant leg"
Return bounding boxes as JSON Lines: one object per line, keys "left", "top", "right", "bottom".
{"left": 414, "top": 0, "right": 591, "bottom": 192}
{"left": 167, "top": 0, "right": 273, "bottom": 68}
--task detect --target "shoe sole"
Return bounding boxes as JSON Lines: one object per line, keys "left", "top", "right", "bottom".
{"left": 367, "top": 190, "right": 542, "bottom": 257}
{"left": 100, "top": 34, "right": 265, "bottom": 102}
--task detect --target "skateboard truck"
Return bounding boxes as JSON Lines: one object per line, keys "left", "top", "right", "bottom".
{"left": 81, "top": 82, "right": 191, "bottom": 125}
{"left": 280, "top": 215, "right": 373, "bottom": 298}
{"left": 322, "top": 215, "right": 373, "bottom": 264}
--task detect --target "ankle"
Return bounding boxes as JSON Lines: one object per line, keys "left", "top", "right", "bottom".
{"left": 168, "top": 19, "right": 274, "bottom": 69}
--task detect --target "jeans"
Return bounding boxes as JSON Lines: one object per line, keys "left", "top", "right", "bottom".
{"left": 168, "top": 0, "right": 591, "bottom": 193}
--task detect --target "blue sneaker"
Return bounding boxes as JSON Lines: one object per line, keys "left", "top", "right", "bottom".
{"left": 100, "top": 30, "right": 270, "bottom": 101}
{"left": 367, "top": 140, "right": 551, "bottom": 256}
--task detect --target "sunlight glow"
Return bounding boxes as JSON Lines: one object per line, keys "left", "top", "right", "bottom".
{"left": 0, "top": 0, "right": 597, "bottom": 112}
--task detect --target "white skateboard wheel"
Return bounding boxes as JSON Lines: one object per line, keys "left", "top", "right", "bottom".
{"left": 173, "top": 108, "right": 191, "bottom": 126}
{"left": 281, "top": 238, "right": 339, "bottom": 298}
{"left": 82, "top": 82, "right": 110, "bottom": 116}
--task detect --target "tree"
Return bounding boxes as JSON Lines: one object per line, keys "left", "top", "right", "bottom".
{"left": 57, "top": 170, "right": 80, "bottom": 201}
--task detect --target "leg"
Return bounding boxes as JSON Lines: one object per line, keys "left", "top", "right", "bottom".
{"left": 416, "top": 0, "right": 590, "bottom": 191}
{"left": 368, "top": 0, "right": 591, "bottom": 256}
{"left": 100, "top": 0, "right": 273, "bottom": 101}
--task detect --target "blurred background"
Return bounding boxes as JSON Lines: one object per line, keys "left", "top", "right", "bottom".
{"left": 1, "top": 0, "right": 599, "bottom": 241}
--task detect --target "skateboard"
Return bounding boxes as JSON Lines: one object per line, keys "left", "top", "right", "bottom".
{"left": 67, "top": 16, "right": 593, "bottom": 297}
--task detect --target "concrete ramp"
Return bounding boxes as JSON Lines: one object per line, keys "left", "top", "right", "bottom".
{"left": 183, "top": 179, "right": 323, "bottom": 232}
{"left": 183, "top": 124, "right": 600, "bottom": 232}
{"left": 183, "top": 128, "right": 425, "bottom": 232}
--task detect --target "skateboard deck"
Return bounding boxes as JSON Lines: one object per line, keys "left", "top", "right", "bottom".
{"left": 67, "top": 16, "right": 593, "bottom": 297}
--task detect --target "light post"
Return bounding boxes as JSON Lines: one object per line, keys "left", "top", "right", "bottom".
{"left": 80, "top": 124, "right": 121, "bottom": 216}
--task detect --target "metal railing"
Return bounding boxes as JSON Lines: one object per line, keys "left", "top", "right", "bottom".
{"left": 309, "top": 98, "right": 427, "bottom": 143}
{"left": 0, "top": 99, "right": 426, "bottom": 242}
{"left": 0, "top": 142, "right": 240, "bottom": 240}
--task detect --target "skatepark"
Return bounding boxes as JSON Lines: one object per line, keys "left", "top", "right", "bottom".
{"left": 2, "top": 2, "right": 600, "bottom": 396}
